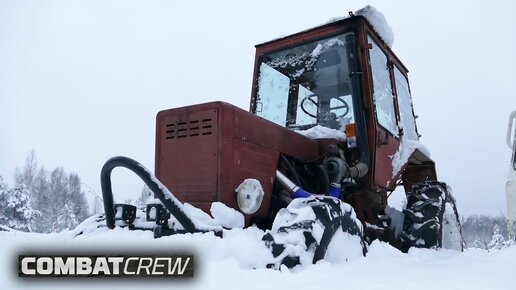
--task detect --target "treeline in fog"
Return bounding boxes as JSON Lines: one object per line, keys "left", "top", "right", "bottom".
{"left": 0, "top": 151, "right": 90, "bottom": 233}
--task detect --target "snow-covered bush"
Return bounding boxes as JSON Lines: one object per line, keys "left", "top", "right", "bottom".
{"left": 487, "top": 224, "right": 505, "bottom": 250}
{"left": 0, "top": 183, "right": 39, "bottom": 232}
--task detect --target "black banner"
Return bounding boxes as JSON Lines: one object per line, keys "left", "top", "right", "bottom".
{"left": 18, "top": 255, "right": 194, "bottom": 277}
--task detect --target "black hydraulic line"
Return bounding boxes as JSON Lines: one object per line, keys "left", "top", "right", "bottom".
{"left": 279, "top": 153, "right": 332, "bottom": 195}
{"left": 301, "top": 164, "right": 330, "bottom": 194}
{"left": 316, "top": 165, "right": 330, "bottom": 195}
{"left": 280, "top": 154, "right": 302, "bottom": 186}
{"left": 100, "top": 156, "right": 197, "bottom": 232}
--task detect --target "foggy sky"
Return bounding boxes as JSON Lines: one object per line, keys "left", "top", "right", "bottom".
{"left": 1, "top": 0, "right": 515, "bottom": 216}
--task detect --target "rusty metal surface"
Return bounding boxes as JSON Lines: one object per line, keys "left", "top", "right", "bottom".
{"left": 373, "top": 129, "right": 400, "bottom": 189}
{"left": 156, "top": 102, "right": 320, "bottom": 223}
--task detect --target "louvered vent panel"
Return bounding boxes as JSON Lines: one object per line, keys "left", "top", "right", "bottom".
{"left": 165, "top": 118, "right": 213, "bottom": 139}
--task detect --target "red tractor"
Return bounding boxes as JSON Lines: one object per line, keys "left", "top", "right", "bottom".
{"left": 97, "top": 11, "right": 464, "bottom": 267}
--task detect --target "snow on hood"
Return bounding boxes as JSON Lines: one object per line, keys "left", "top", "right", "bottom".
{"left": 295, "top": 125, "right": 346, "bottom": 140}
{"left": 391, "top": 137, "right": 431, "bottom": 177}
{"left": 327, "top": 5, "right": 394, "bottom": 48}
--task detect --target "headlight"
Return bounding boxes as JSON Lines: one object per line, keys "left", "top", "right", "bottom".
{"left": 235, "top": 179, "right": 264, "bottom": 215}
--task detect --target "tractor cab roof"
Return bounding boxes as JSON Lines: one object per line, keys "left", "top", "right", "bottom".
{"left": 254, "top": 12, "right": 408, "bottom": 74}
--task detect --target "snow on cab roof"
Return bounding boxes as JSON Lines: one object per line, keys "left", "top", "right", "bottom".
{"left": 348, "top": 5, "right": 394, "bottom": 48}
{"left": 257, "top": 5, "right": 394, "bottom": 49}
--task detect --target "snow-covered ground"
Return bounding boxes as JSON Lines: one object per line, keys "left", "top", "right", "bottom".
{"left": 1, "top": 227, "right": 514, "bottom": 290}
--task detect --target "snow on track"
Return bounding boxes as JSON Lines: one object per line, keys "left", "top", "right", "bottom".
{"left": 1, "top": 229, "right": 515, "bottom": 290}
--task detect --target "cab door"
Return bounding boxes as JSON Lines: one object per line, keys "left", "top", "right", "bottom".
{"left": 367, "top": 36, "right": 401, "bottom": 189}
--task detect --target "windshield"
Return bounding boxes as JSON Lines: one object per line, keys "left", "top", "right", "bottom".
{"left": 255, "top": 32, "right": 356, "bottom": 130}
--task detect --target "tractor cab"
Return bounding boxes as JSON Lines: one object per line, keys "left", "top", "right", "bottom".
{"left": 250, "top": 15, "right": 429, "bottom": 190}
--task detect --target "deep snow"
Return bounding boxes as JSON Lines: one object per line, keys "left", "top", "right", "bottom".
{"left": 1, "top": 228, "right": 515, "bottom": 290}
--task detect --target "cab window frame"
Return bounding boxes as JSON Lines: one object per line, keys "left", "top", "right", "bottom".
{"left": 392, "top": 65, "right": 419, "bottom": 141}
{"left": 367, "top": 35, "right": 399, "bottom": 138}
{"left": 254, "top": 32, "right": 358, "bottom": 130}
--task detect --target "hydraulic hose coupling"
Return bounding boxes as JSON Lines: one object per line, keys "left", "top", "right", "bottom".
{"left": 328, "top": 183, "right": 341, "bottom": 198}
{"left": 275, "top": 170, "right": 299, "bottom": 194}
{"left": 348, "top": 162, "right": 368, "bottom": 179}
{"left": 324, "top": 157, "right": 347, "bottom": 184}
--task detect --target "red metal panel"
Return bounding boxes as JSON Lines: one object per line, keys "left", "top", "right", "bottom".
{"left": 374, "top": 130, "right": 399, "bottom": 189}
{"left": 231, "top": 139, "right": 278, "bottom": 216}
{"left": 229, "top": 105, "right": 320, "bottom": 216}
{"left": 216, "top": 103, "right": 236, "bottom": 213}
{"left": 156, "top": 108, "right": 219, "bottom": 202}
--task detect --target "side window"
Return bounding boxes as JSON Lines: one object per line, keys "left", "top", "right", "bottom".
{"left": 256, "top": 63, "right": 290, "bottom": 126}
{"left": 368, "top": 36, "right": 397, "bottom": 136}
{"left": 394, "top": 67, "right": 418, "bottom": 140}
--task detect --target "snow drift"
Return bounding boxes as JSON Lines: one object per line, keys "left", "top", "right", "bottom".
{"left": 1, "top": 228, "right": 515, "bottom": 290}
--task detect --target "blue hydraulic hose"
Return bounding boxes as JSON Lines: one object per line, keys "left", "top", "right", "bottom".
{"left": 276, "top": 170, "right": 341, "bottom": 199}
{"left": 328, "top": 184, "right": 341, "bottom": 198}
{"left": 293, "top": 188, "right": 311, "bottom": 198}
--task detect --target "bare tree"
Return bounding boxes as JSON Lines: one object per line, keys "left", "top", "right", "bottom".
{"left": 14, "top": 150, "right": 38, "bottom": 189}
{"left": 30, "top": 168, "right": 50, "bottom": 232}
{"left": 68, "top": 173, "right": 89, "bottom": 223}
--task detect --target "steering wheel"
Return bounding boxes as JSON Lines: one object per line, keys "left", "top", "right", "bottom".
{"left": 300, "top": 94, "right": 350, "bottom": 119}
